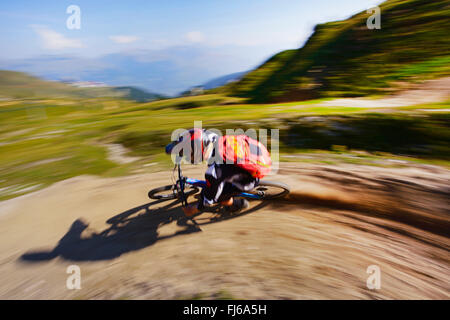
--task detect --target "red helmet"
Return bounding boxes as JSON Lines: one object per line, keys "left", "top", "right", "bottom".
{"left": 165, "top": 128, "right": 217, "bottom": 163}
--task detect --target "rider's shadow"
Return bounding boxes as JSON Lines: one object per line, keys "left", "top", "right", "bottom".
{"left": 19, "top": 199, "right": 200, "bottom": 262}
{"left": 19, "top": 199, "right": 269, "bottom": 262}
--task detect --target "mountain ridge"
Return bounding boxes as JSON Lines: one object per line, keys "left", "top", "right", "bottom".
{"left": 220, "top": 0, "right": 450, "bottom": 102}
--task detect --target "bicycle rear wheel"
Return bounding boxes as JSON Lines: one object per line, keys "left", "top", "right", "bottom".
{"left": 246, "top": 180, "right": 290, "bottom": 200}
{"left": 148, "top": 184, "right": 199, "bottom": 200}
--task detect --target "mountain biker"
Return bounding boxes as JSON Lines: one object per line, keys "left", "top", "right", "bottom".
{"left": 165, "top": 128, "right": 271, "bottom": 217}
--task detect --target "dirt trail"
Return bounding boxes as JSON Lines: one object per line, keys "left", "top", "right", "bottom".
{"left": 0, "top": 162, "right": 449, "bottom": 299}
{"left": 319, "top": 77, "right": 450, "bottom": 108}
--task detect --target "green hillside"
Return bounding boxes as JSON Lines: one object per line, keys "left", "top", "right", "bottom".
{"left": 0, "top": 70, "right": 119, "bottom": 99}
{"left": 0, "top": 70, "right": 164, "bottom": 102}
{"left": 113, "top": 86, "right": 167, "bottom": 102}
{"left": 221, "top": 0, "right": 450, "bottom": 102}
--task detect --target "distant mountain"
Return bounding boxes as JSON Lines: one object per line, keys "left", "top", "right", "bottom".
{"left": 0, "top": 45, "right": 263, "bottom": 96}
{"left": 0, "top": 70, "right": 164, "bottom": 101}
{"left": 180, "top": 71, "right": 248, "bottom": 96}
{"left": 222, "top": 0, "right": 450, "bottom": 102}
{"left": 201, "top": 71, "right": 247, "bottom": 90}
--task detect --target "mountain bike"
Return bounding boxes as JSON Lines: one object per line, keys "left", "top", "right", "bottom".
{"left": 148, "top": 164, "right": 290, "bottom": 208}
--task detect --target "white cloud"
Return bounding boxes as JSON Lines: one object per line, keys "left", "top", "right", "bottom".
{"left": 185, "top": 31, "right": 205, "bottom": 43}
{"left": 32, "top": 25, "right": 84, "bottom": 50}
{"left": 109, "top": 35, "right": 139, "bottom": 44}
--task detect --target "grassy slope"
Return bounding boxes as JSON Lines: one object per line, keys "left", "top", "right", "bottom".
{"left": 221, "top": 0, "right": 450, "bottom": 102}
{"left": 1, "top": 93, "right": 449, "bottom": 201}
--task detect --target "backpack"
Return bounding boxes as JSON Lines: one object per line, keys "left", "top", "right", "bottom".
{"left": 217, "top": 135, "right": 271, "bottom": 179}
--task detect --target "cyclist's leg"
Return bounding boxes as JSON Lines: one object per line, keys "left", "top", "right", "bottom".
{"left": 217, "top": 170, "right": 256, "bottom": 212}
{"left": 201, "top": 164, "right": 256, "bottom": 209}
{"left": 215, "top": 182, "right": 241, "bottom": 203}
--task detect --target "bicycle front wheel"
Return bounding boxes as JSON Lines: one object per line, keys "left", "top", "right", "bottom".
{"left": 148, "top": 184, "right": 200, "bottom": 200}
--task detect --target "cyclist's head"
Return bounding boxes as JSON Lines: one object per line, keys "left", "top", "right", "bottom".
{"left": 165, "top": 128, "right": 218, "bottom": 164}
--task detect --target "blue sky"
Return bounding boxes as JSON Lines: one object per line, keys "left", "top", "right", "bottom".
{"left": 1, "top": 0, "right": 384, "bottom": 59}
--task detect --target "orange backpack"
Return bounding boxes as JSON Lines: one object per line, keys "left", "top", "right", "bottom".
{"left": 217, "top": 135, "right": 271, "bottom": 179}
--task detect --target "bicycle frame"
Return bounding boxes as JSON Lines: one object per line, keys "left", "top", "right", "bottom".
{"left": 184, "top": 178, "right": 262, "bottom": 199}
{"left": 175, "top": 164, "right": 262, "bottom": 202}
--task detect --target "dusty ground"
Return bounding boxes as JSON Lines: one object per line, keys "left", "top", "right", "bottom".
{"left": 0, "top": 161, "right": 448, "bottom": 300}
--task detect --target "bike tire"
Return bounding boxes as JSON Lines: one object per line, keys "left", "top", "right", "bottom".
{"left": 148, "top": 184, "right": 200, "bottom": 200}
{"left": 248, "top": 180, "right": 290, "bottom": 200}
